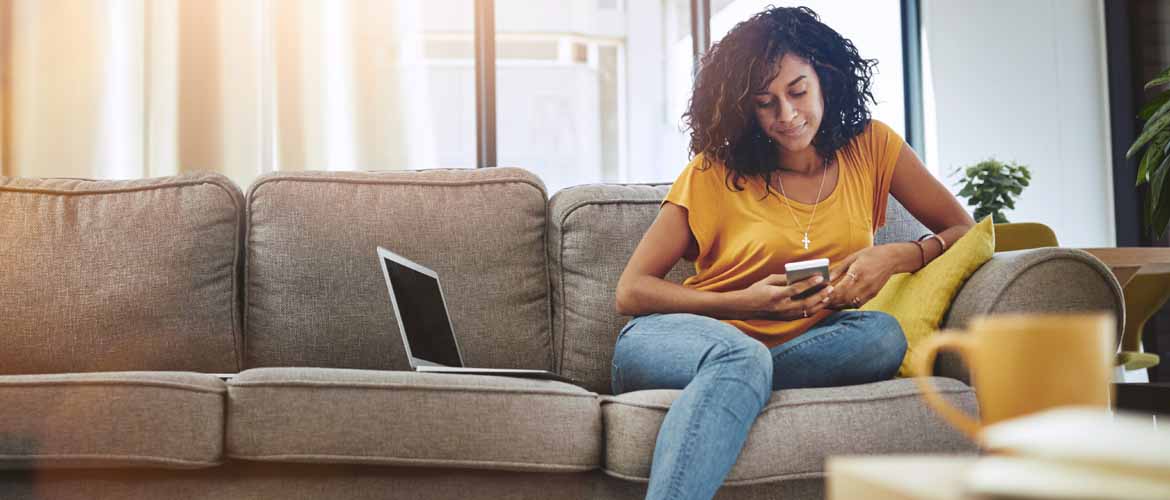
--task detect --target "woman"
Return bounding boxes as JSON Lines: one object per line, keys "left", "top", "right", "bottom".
{"left": 612, "top": 6, "right": 974, "bottom": 499}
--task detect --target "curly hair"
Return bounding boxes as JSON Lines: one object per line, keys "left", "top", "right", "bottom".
{"left": 682, "top": 6, "right": 878, "bottom": 198}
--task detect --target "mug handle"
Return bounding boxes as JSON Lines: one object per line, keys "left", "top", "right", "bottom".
{"left": 912, "top": 331, "right": 981, "bottom": 441}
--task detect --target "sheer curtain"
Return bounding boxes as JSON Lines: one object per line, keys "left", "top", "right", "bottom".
{"left": 0, "top": 0, "right": 458, "bottom": 188}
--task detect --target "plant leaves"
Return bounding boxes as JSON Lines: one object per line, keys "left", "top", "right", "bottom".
{"left": 1150, "top": 149, "right": 1170, "bottom": 210}
{"left": 1137, "top": 144, "right": 1154, "bottom": 186}
{"left": 1128, "top": 110, "right": 1170, "bottom": 159}
{"left": 1152, "top": 163, "right": 1170, "bottom": 239}
{"left": 1139, "top": 92, "right": 1170, "bottom": 120}
{"left": 1142, "top": 97, "right": 1170, "bottom": 134}
{"left": 1142, "top": 133, "right": 1169, "bottom": 185}
{"left": 1145, "top": 65, "right": 1170, "bottom": 91}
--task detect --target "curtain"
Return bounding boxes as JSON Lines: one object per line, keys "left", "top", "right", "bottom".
{"left": 0, "top": 0, "right": 454, "bottom": 188}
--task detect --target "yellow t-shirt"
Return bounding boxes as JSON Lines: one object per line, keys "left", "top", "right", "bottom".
{"left": 662, "top": 119, "right": 904, "bottom": 348}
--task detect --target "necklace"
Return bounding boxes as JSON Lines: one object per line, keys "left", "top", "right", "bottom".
{"left": 774, "top": 156, "right": 830, "bottom": 250}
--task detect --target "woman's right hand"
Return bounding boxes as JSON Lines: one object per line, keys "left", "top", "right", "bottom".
{"left": 735, "top": 273, "right": 834, "bottom": 321}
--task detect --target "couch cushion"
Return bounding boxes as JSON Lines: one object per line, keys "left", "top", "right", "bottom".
{"left": 874, "top": 195, "right": 930, "bottom": 245}
{"left": 245, "top": 169, "right": 552, "bottom": 370}
{"left": 0, "top": 372, "right": 226, "bottom": 469}
{"left": 548, "top": 184, "right": 697, "bottom": 394}
{"left": 601, "top": 378, "right": 977, "bottom": 484}
{"left": 0, "top": 173, "right": 243, "bottom": 374}
{"left": 226, "top": 367, "right": 601, "bottom": 472}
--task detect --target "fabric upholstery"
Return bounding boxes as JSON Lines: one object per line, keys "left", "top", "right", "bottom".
{"left": 244, "top": 168, "right": 553, "bottom": 371}
{"left": 937, "top": 247, "right": 1125, "bottom": 384}
{"left": 547, "top": 183, "right": 697, "bottom": 394}
{"left": 873, "top": 195, "right": 931, "bottom": 245}
{"left": 601, "top": 378, "right": 977, "bottom": 484}
{"left": 862, "top": 216, "right": 996, "bottom": 376}
{"left": 0, "top": 372, "right": 226, "bottom": 469}
{"left": 0, "top": 173, "right": 243, "bottom": 374}
{"left": 0, "top": 464, "right": 825, "bottom": 500}
{"left": 226, "top": 368, "right": 601, "bottom": 472}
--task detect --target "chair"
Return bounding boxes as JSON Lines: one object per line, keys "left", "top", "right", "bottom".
{"left": 1117, "top": 272, "right": 1166, "bottom": 374}
{"left": 994, "top": 222, "right": 1059, "bottom": 252}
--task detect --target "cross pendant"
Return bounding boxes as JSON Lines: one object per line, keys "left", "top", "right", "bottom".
{"left": 801, "top": 233, "right": 810, "bottom": 250}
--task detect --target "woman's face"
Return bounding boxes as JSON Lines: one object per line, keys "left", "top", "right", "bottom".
{"left": 753, "top": 53, "right": 824, "bottom": 156}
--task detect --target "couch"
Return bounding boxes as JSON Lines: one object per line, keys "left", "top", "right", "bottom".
{"left": 0, "top": 167, "right": 1124, "bottom": 499}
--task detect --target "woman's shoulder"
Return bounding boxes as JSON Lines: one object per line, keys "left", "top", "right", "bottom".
{"left": 840, "top": 119, "right": 902, "bottom": 162}
{"left": 684, "top": 152, "right": 727, "bottom": 174}
{"left": 849, "top": 118, "right": 897, "bottom": 146}
{"left": 675, "top": 153, "right": 732, "bottom": 185}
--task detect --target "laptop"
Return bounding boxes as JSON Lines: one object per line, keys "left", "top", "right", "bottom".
{"left": 377, "top": 246, "right": 579, "bottom": 385}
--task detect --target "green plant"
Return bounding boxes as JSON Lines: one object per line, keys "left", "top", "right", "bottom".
{"left": 951, "top": 158, "right": 1031, "bottom": 223}
{"left": 1129, "top": 65, "right": 1170, "bottom": 238}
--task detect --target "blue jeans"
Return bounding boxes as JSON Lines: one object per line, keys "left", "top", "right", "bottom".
{"left": 610, "top": 311, "right": 907, "bottom": 500}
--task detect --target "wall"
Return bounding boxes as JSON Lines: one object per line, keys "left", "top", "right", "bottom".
{"left": 922, "top": 0, "right": 1115, "bottom": 247}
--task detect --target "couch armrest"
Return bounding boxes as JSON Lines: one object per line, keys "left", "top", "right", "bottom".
{"left": 935, "top": 248, "right": 1124, "bottom": 384}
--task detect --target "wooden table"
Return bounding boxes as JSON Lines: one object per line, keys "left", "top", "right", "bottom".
{"left": 1079, "top": 247, "right": 1170, "bottom": 288}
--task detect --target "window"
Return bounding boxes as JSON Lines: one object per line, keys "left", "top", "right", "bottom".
{"left": 494, "top": 0, "right": 694, "bottom": 193}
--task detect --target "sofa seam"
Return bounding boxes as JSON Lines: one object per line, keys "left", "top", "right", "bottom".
{"left": 598, "top": 385, "right": 972, "bottom": 412}
{"left": 0, "top": 380, "right": 227, "bottom": 393}
{"left": 227, "top": 454, "right": 596, "bottom": 472}
{"left": 601, "top": 466, "right": 825, "bottom": 485}
{"left": 543, "top": 189, "right": 556, "bottom": 374}
{"left": 245, "top": 171, "right": 547, "bottom": 192}
{"left": 0, "top": 454, "right": 221, "bottom": 468}
{"left": 227, "top": 380, "right": 598, "bottom": 398}
{"left": 215, "top": 177, "right": 247, "bottom": 373}
{"left": 0, "top": 176, "right": 230, "bottom": 196}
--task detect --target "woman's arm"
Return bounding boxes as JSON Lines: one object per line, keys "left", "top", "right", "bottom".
{"left": 887, "top": 143, "right": 976, "bottom": 270}
{"left": 615, "top": 202, "right": 832, "bottom": 319}
{"left": 615, "top": 202, "right": 749, "bottom": 319}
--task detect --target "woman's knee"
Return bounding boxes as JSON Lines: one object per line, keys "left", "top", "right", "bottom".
{"left": 861, "top": 311, "right": 908, "bottom": 374}
{"left": 709, "top": 337, "right": 774, "bottom": 401}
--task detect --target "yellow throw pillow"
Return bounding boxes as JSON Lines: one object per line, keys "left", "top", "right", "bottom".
{"left": 861, "top": 217, "right": 996, "bottom": 377}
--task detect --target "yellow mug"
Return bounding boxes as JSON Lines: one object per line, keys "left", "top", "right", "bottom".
{"left": 913, "top": 312, "right": 1116, "bottom": 442}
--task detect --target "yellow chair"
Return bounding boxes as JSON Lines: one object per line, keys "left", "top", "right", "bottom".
{"left": 994, "top": 222, "right": 1160, "bottom": 375}
{"left": 994, "top": 222, "right": 1059, "bottom": 252}
{"left": 1117, "top": 273, "right": 1166, "bottom": 373}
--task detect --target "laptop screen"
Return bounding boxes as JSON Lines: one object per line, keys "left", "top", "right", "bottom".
{"left": 382, "top": 256, "right": 462, "bottom": 367}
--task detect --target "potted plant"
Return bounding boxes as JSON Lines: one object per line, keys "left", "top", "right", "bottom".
{"left": 952, "top": 158, "right": 1031, "bottom": 223}
{"left": 1129, "top": 65, "right": 1170, "bottom": 238}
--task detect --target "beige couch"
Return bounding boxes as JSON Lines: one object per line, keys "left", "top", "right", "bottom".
{"left": 0, "top": 168, "right": 1123, "bottom": 499}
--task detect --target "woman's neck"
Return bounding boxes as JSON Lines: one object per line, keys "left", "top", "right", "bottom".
{"left": 776, "top": 148, "right": 825, "bottom": 176}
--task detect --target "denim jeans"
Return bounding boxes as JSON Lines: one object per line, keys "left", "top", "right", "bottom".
{"left": 610, "top": 311, "right": 907, "bottom": 500}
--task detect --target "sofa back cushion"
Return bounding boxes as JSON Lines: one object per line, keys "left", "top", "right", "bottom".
{"left": 0, "top": 173, "right": 243, "bottom": 374}
{"left": 548, "top": 184, "right": 697, "bottom": 394}
{"left": 244, "top": 168, "right": 553, "bottom": 371}
{"left": 875, "top": 196, "right": 929, "bottom": 245}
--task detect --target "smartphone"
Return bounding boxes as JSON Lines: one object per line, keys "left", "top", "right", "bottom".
{"left": 784, "top": 258, "right": 831, "bottom": 300}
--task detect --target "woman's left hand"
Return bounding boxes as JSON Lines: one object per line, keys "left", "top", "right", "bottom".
{"left": 826, "top": 245, "right": 903, "bottom": 309}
